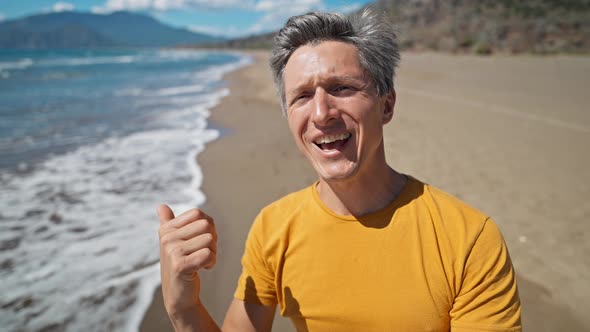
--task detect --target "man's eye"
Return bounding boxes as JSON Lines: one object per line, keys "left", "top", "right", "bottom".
{"left": 295, "top": 94, "right": 310, "bottom": 102}
{"left": 333, "top": 85, "right": 352, "bottom": 94}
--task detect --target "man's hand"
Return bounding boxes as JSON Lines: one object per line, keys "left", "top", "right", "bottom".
{"left": 157, "top": 205, "right": 217, "bottom": 323}
{"left": 157, "top": 205, "right": 274, "bottom": 332}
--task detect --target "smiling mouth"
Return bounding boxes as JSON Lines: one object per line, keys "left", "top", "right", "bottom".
{"left": 313, "top": 133, "right": 352, "bottom": 151}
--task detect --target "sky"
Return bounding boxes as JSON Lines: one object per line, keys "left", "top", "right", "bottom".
{"left": 0, "top": 0, "right": 372, "bottom": 37}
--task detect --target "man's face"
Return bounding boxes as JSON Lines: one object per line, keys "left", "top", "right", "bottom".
{"left": 283, "top": 40, "right": 394, "bottom": 182}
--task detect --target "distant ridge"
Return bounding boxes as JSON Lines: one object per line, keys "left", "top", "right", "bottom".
{"left": 0, "top": 11, "right": 224, "bottom": 48}
{"left": 194, "top": 0, "right": 590, "bottom": 54}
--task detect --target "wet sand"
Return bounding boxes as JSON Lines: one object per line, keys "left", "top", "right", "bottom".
{"left": 141, "top": 51, "right": 590, "bottom": 331}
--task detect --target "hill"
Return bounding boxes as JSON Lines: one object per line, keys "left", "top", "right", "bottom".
{"left": 0, "top": 11, "right": 223, "bottom": 48}
{"left": 195, "top": 0, "right": 590, "bottom": 54}
{"left": 375, "top": 0, "right": 590, "bottom": 54}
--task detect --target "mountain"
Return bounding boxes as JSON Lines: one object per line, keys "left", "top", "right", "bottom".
{"left": 0, "top": 11, "right": 223, "bottom": 48}
{"left": 196, "top": 0, "right": 590, "bottom": 54}
{"left": 372, "top": 0, "right": 590, "bottom": 54}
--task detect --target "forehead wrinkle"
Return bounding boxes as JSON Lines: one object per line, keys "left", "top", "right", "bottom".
{"left": 287, "top": 59, "right": 366, "bottom": 87}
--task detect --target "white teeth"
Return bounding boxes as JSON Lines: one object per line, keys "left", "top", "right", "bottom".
{"left": 314, "top": 133, "right": 351, "bottom": 145}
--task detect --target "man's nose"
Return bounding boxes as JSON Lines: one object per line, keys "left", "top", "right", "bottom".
{"left": 311, "top": 88, "right": 338, "bottom": 126}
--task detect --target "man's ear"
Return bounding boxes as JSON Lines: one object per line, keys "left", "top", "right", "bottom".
{"left": 381, "top": 89, "right": 396, "bottom": 125}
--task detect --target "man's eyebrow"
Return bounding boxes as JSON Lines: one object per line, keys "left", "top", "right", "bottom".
{"left": 287, "top": 74, "right": 368, "bottom": 98}
{"left": 344, "top": 73, "right": 367, "bottom": 81}
{"left": 326, "top": 74, "right": 367, "bottom": 85}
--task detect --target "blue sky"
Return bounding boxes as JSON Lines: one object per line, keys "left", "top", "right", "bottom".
{"left": 0, "top": 0, "right": 372, "bottom": 37}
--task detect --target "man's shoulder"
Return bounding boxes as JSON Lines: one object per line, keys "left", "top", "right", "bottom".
{"left": 257, "top": 183, "right": 315, "bottom": 222}
{"left": 415, "top": 180, "right": 489, "bottom": 219}
{"left": 247, "top": 183, "right": 316, "bottom": 243}
{"left": 408, "top": 176, "right": 491, "bottom": 234}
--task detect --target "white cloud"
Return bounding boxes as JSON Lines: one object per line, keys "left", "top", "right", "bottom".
{"left": 90, "top": 0, "right": 359, "bottom": 38}
{"left": 91, "top": 6, "right": 110, "bottom": 14}
{"left": 91, "top": 0, "right": 327, "bottom": 13}
{"left": 244, "top": 0, "right": 323, "bottom": 36}
{"left": 53, "top": 2, "right": 75, "bottom": 12}
{"left": 92, "top": 0, "right": 255, "bottom": 13}
{"left": 243, "top": 1, "right": 367, "bottom": 37}
{"left": 254, "top": 0, "right": 275, "bottom": 11}
{"left": 337, "top": 3, "right": 363, "bottom": 14}
{"left": 255, "top": 0, "right": 321, "bottom": 12}
{"left": 0, "top": 13, "right": 5, "bottom": 22}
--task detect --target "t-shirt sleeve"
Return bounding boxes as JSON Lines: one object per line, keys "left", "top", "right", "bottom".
{"left": 233, "top": 212, "right": 278, "bottom": 306}
{"left": 450, "top": 218, "right": 522, "bottom": 332}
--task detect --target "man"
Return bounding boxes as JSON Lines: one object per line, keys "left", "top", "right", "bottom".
{"left": 157, "top": 10, "right": 522, "bottom": 332}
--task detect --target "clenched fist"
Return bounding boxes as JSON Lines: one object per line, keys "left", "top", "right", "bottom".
{"left": 157, "top": 205, "right": 217, "bottom": 321}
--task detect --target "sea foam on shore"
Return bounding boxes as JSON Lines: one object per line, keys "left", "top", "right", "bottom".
{"left": 0, "top": 49, "right": 251, "bottom": 331}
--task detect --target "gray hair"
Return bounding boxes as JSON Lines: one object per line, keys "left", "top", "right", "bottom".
{"left": 270, "top": 9, "right": 400, "bottom": 114}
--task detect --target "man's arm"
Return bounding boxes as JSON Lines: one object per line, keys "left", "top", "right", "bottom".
{"left": 164, "top": 298, "right": 275, "bottom": 332}
{"left": 223, "top": 299, "right": 276, "bottom": 332}
{"left": 449, "top": 218, "right": 521, "bottom": 331}
{"left": 157, "top": 205, "right": 275, "bottom": 332}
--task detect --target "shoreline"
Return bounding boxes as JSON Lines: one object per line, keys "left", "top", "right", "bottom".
{"left": 140, "top": 50, "right": 314, "bottom": 332}
{"left": 140, "top": 50, "right": 590, "bottom": 331}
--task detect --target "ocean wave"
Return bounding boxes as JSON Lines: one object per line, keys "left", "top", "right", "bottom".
{"left": 37, "top": 55, "right": 138, "bottom": 67}
{"left": 0, "top": 111, "right": 218, "bottom": 332}
{"left": 115, "top": 88, "right": 145, "bottom": 97}
{"left": 156, "top": 49, "right": 209, "bottom": 61}
{"left": 0, "top": 52, "right": 252, "bottom": 332}
{"left": 155, "top": 84, "right": 206, "bottom": 96}
{"left": 36, "top": 51, "right": 211, "bottom": 68}
{"left": 193, "top": 55, "right": 253, "bottom": 82}
{"left": 0, "top": 58, "right": 34, "bottom": 72}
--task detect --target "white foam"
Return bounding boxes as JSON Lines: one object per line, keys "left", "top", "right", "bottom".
{"left": 37, "top": 55, "right": 138, "bottom": 67}
{"left": 0, "top": 52, "right": 252, "bottom": 332}
{"left": 0, "top": 119, "right": 219, "bottom": 331}
{"left": 115, "top": 88, "right": 145, "bottom": 96}
{"left": 133, "top": 88, "right": 230, "bottom": 111}
{"left": 155, "top": 84, "right": 205, "bottom": 96}
{"left": 193, "top": 55, "right": 253, "bottom": 82}
{"left": 156, "top": 49, "right": 209, "bottom": 61}
{"left": 125, "top": 264, "right": 162, "bottom": 332}
{"left": 0, "top": 58, "right": 33, "bottom": 72}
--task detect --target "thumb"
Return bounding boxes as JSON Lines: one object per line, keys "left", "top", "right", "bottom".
{"left": 157, "top": 204, "right": 175, "bottom": 224}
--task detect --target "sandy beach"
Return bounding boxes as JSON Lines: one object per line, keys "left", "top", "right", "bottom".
{"left": 141, "top": 51, "right": 590, "bottom": 331}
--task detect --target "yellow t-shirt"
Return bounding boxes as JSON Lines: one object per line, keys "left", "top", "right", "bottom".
{"left": 234, "top": 176, "right": 521, "bottom": 331}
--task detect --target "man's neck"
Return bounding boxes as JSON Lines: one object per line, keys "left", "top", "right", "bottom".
{"left": 316, "top": 163, "right": 406, "bottom": 217}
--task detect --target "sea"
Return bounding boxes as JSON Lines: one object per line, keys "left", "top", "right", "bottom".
{"left": 0, "top": 48, "right": 251, "bottom": 331}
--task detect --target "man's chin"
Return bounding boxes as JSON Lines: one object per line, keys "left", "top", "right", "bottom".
{"left": 316, "top": 166, "right": 358, "bottom": 183}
